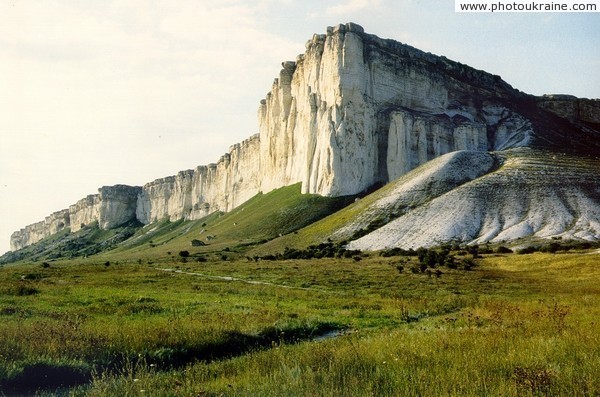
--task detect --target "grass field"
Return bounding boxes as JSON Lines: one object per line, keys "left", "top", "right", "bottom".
{"left": 1, "top": 249, "right": 599, "bottom": 396}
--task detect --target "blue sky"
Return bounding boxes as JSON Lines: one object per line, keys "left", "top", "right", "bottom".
{"left": 1, "top": 0, "right": 598, "bottom": 253}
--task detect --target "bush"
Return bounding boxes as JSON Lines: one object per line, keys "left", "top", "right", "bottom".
{"left": 496, "top": 246, "right": 513, "bottom": 254}
{"left": 461, "top": 258, "right": 476, "bottom": 271}
{"left": 21, "top": 273, "right": 43, "bottom": 281}
{"left": 445, "top": 255, "right": 457, "bottom": 269}
{"left": 178, "top": 250, "right": 190, "bottom": 258}
{"left": 380, "top": 248, "right": 417, "bottom": 257}
{"left": 517, "top": 246, "right": 539, "bottom": 255}
{"left": 6, "top": 283, "right": 40, "bottom": 296}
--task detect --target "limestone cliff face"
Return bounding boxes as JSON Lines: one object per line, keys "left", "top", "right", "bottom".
{"left": 69, "top": 195, "right": 101, "bottom": 233}
{"left": 70, "top": 185, "right": 141, "bottom": 232}
{"left": 9, "top": 23, "right": 600, "bottom": 251}
{"left": 136, "top": 134, "right": 261, "bottom": 224}
{"left": 256, "top": 23, "right": 539, "bottom": 196}
{"left": 10, "top": 185, "right": 140, "bottom": 250}
{"left": 98, "top": 185, "right": 142, "bottom": 229}
{"left": 10, "top": 210, "right": 70, "bottom": 251}
{"left": 537, "top": 95, "right": 600, "bottom": 124}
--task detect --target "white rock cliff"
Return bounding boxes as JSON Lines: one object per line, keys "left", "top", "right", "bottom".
{"left": 9, "top": 23, "right": 600, "bottom": 251}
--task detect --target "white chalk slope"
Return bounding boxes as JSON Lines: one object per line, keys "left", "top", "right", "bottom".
{"left": 346, "top": 149, "right": 600, "bottom": 250}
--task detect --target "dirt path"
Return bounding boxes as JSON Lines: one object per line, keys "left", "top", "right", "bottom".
{"left": 157, "top": 268, "right": 343, "bottom": 294}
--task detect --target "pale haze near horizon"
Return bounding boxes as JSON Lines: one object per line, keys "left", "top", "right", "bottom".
{"left": 1, "top": 1, "right": 599, "bottom": 255}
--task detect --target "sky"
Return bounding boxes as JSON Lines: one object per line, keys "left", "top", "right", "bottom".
{"left": 1, "top": 0, "right": 599, "bottom": 254}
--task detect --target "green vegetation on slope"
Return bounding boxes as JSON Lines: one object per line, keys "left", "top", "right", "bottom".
{"left": 104, "top": 183, "right": 356, "bottom": 262}
{"left": 0, "top": 221, "right": 141, "bottom": 265}
{"left": 1, "top": 183, "right": 356, "bottom": 265}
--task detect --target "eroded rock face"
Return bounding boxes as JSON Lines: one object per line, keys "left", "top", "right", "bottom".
{"left": 10, "top": 185, "right": 141, "bottom": 250}
{"left": 346, "top": 150, "right": 600, "bottom": 250}
{"left": 98, "top": 185, "right": 142, "bottom": 229}
{"left": 69, "top": 194, "right": 101, "bottom": 232}
{"left": 10, "top": 210, "right": 70, "bottom": 251}
{"left": 256, "top": 23, "right": 540, "bottom": 196}
{"left": 136, "top": 134, "right": 261, "bottom": 224}
{"left": 537, "top": 95, "right": 600, "bottom": 124}
{"left": 9, "top": 23, "right": 600, "bottom": 251}
{"left": 70, "top": 185, "right": 141, "bottom": 232}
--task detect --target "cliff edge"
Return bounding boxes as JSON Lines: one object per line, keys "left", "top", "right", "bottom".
{"left": 9, "top": 23, "right": 600, "bottom": 252}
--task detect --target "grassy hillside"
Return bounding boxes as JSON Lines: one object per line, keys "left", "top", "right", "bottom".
{"left": 1, "top": 184, "right": 355, "bottom": 265}
{"left": 0, "top": 221, "right": 141, "bottom": 264}
{"left": 105, "top": 183, "right": 355, "bottom": 261}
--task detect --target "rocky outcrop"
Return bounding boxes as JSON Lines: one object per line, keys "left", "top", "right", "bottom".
{"left": 70, "top": 185, "right": 141, "bottom": 232}
{"left": 537, "top": 95, "right": 600, "bottom": 124}
{"left": 256, "top": 23, "right": 541, "bottom": 196}
{"left": 9, "top": 23, "right": 600, "bottom": 251}
{"left": 10, "top": 210, "right": 70, "bottom": 252}
{"left": 10, "top": 185, "right": 140, "bottom": 250}
{"left": 97, "top": 185, "right": 142, "bottom": 229}
{"left": 69, "top": 195, "right": 101, "bottom": 233}
{"left": 136, "top": 134, "right": 261, "bottom": 224}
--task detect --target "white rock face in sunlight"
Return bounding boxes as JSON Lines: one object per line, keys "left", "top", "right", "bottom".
{"left": 346, "top": 150, "right": 600, "bottom": 250}
{"left": 9, "top": 23, "right": 600, "bottom": 251}
{"left": 11, "top": 185, "right": 140, "bottom": 250}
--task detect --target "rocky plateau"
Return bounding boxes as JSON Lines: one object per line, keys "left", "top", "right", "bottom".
{"left": 8, "top": 23, "right": 600, "bottom": 253}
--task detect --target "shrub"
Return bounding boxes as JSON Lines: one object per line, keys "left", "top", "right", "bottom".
{"left": 542, "top": 242, "right": 562, "bottom": 254}
{"left": 380, "top": 248, "right": 417, "bottom": 257}
{"left": 445, "top": 255, "right": 457, "bottom": 269}
{"left": 461, "top": 258, "right": 476, "bottom": 271}
{"left": 424, "top": 250, "right": 438, "bottom": 267}
{"left": 21, "top": 273, "right": 43, "bottom": 281}
{"left": 6, "top": 283, "right": 40, "bottom": 296}
{"left": 517, "top": 246, "right": 539, "bottom": 255}
{"left": 178, "top": 250, "right": 190, "bottom": 258}
{"left": 191, "top": 239, "right": 205, "bottom": 247}
{"left": 468, "top": 245, "right": 480, "bottom": 258}
{"left": 496, "top": 246, "right": 513, "bottom": 254}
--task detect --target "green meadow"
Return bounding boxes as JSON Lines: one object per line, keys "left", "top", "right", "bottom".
{"left": 1, "top": 249, "right": 599, "bottom": 396}
{"left": 2, "top": 184, "right": 600, "bottom": 396}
